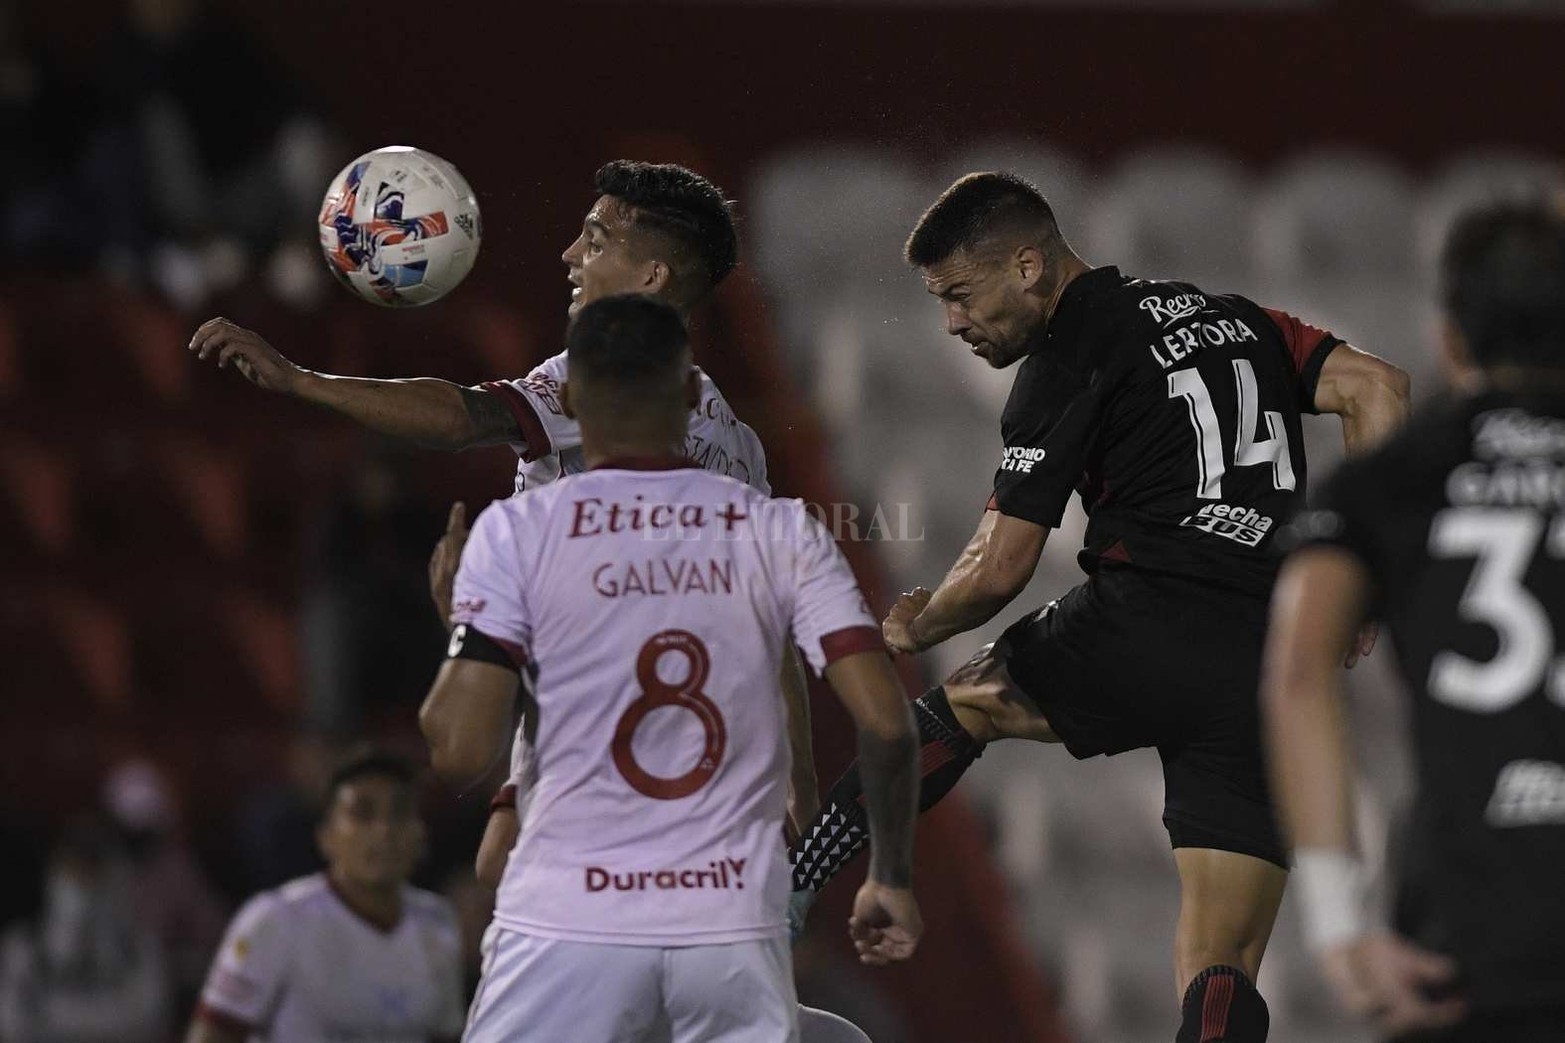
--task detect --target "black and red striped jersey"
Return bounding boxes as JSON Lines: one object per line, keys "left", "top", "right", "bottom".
{"left": 991, "top": 265, "right": 1342, "bottom": 597}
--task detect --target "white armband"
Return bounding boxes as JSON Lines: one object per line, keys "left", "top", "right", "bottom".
{"left": 1292, "top": 848, "right": 1369, "bottom": 953}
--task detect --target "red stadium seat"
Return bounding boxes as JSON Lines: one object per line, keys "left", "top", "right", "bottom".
{"left": 154, "top": 435, "right": 249, "bottom": 560}
{"left": 0, "top": 438, "right": 76, "bottom": 556}
{"left": 42, "top": 588, "right": 134, "bottom": 710}
{"left": 219, "top": 589, "right": 303, "bottom": 718}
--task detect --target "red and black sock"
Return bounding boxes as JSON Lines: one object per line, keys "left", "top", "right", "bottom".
{"left": 789, "top": 686, "right": 981, "bottom": 892}
{"left": 1176, "top": 965, "right": 1269, "bottom": 1043}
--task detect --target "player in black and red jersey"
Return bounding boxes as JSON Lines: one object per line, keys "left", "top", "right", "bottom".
{"left": 786, "top": 173, "right": 1410, "bottom": 1041}
{"left": 1266, "top": 199, "right": 1565, "bottom": 1042}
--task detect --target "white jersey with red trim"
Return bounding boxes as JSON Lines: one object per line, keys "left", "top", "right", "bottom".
{"left": 450, "top": 462, "right": 880, "bottom": 946}
{"left": 479, "top": 351, "right": 770, "bottom": 495}
{"left": 195, "top": 874, "right": 465, "bottom": 1043}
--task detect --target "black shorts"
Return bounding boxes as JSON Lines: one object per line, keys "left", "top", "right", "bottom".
{"left": 994, "top": 565, "right": 1287, "bottom": 868}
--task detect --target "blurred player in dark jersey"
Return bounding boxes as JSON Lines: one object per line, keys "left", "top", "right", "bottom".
{"left": 786, "top": 172, "right": 1411, "bottom": 1042}
{"left": 1266, "top": 198, "right": 1565, "bottom": 1041}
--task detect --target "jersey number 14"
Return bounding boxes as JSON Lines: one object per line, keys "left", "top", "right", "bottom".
{"left": 1168, "top": 360, "right": 1297, "bottom": 499}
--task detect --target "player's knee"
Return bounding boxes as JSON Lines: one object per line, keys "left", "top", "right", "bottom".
{"left": 943, "top": 664, "right": 1055, "bottom": 745}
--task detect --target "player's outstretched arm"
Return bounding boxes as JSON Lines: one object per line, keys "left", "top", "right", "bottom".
{"left": 1262, "top": 547, "right": 1467, "bottom": 1035}
{"left": 822, "top": 650, "right": 921, "bottom": 964}
{"left": 1313, "top": 344, "right": 1411, "bottom": 457}
{"left": 420, "top": 658, "right": 518, "bottom": 790}
{"left": 884, "top": 510, "right": 1048, "bottom": 655}
{"left": 188, "top": 317, "right": 521, "bottom": 451}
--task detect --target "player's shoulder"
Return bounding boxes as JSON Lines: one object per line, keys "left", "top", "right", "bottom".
{"left": 529, "top": 350, "right": 569, "bottom": 381}
{"left": 228, "top": 873, "right": 326, "bottom": 935}
{"left": 274, "top": 872, "right": 335, "bottom": 911}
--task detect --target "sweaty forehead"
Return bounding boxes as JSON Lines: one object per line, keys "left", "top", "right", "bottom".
{"left": 584, "top": 195, "right": 640, "bottom": 235}
{"left": 922, "top": 251, "right": 993, "bottom": 294}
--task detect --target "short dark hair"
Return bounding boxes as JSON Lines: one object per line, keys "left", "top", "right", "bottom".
{"left": 595, "top": 161, "right": 739, "bottom": 292}
{"left": 1441, "top": 197, "right": 1565, "bottom": 370}
{"left": 566, "top": 294, "right": 690, "bottom": 392}
{"left": 323, "top": 750, "right": 418, "bottom": 812}
{"left": 905, "top": 171, "right": 1062, "bottom": 268}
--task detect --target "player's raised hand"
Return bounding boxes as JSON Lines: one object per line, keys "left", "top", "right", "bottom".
{"left": 1344, "top": 622, "right": 1379, "bottom": 669}
{"left": 848, "top": 880, "right": 921, "bottom": 966}
{"left": 429, "top": 502, "right": 469, "bottom": 628}
{"left": 1320, "top": 931, "right": 1466, "bottom": 1037}
{"left": 188, "top": 317, "right": 303, "bottom": 394}
{"left": 882, "top": 587, "right": 933, "bottom": 655}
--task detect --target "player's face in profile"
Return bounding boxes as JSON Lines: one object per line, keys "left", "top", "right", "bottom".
{"left": 561, "top": 196, "right": 659, "bottom": 317}
{"left": 318, "top": 776, "right": 425, "bottom": 889}
{"left": 922, "top": 249, "right": 1038, "bottom": 369}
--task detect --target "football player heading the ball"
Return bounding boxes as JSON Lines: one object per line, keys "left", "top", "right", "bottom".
{"left": 188, "top": 159, "right": 823, "bottom": 885}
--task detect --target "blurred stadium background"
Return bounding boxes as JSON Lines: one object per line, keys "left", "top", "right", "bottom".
{"left": 1, "top": 0, "right": 1560, "bottom": 1040}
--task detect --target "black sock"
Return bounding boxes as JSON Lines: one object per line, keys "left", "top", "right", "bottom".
{"left": 1176, "top": 965, "right": 1269, "bottom": 1043}
{"left": 790, "top": 686, "right": 982, "bottom": 892}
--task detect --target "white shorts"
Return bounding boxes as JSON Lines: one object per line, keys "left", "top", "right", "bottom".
{"left": 797, "top": 1006, "right": 872, "bottom": 1043}
{"left": 464, "top": 926, "right": 799, "bottom": 1043}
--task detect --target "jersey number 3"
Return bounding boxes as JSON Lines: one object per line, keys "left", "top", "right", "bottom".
{"left": 1168, "top": 360, "right": 1297, "bottom": 499}
{"left": 612, "top": 630, "right": 727, "bottom": 799}
{"left": 1428, "top": 507, "right": 1565, "bottom": 712}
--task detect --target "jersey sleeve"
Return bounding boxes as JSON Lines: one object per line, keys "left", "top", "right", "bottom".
{"left": 991, "top": 364, "right": 1099, "bottom": 527}
{"left": 476, "top": 353, "right": 579, "bottom": 463}
{"left": 196, "top": 892, "right": 290, "bottom": 1033}
{"left": 737, "top": 420, "right": 771, "bottom": 496}
{"left": 450, "top": 501, "right": 532, "bottom": 666}
{"left": 1261, "top": 307, "right": 1345, "bottom": 414}
{"left": 782, "top": 503, "right": 882, "bottom": 675}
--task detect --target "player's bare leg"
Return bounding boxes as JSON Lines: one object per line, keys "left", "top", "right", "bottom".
{"left": 788, "top": 644, "right": 1054, "bottom": 920}
{"left": 941, "top": 643, "right": 1060, "bottom": 745}
{"left": 1171, "top": 847, "right": 1286, "bottom": 1042}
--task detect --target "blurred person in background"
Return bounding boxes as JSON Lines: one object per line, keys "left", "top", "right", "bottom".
{"left": 187, "top": 750, "right": 465, "bottom": 1043}
{"left": 786, "top": 171, "right": 1411, "bottom": 1042}
{"left": 111, "top": 0, "right": 334, "bottom": 308}
{"left": 102, "top": 756, "right": 227, "bottom": 1019}
{"left": 300, "top": 438, "right": 448, "bottom": 734}
{"left": 0, "top": 0, "right": 147, "bottom": 275}
{"left": 232, "top": 731, "right": 336, "bottom": 894}
{"left": 1267, "top": 198, "right": 1565, "bottom": 1041}
{"left": 0, "top": 818, "right": 171, "bottom": 1043}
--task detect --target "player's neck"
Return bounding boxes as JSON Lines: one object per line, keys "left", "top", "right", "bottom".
{"left": 327, "top": 869, "right": 404, "bottom": 933}
{"left": 581, "top": 433, "right": 688, "bottom": 470}
{"left": 1040, "top": 253, "right": 1093, "bottom": 328}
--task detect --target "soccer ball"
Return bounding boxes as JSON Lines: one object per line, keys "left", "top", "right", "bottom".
{"left": 318, "top": 146, "right": 482, "bottom": 307}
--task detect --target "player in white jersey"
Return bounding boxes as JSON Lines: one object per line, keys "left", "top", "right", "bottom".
{"left": 418, "top": 296, "right": 922, "bottom": 1042}
{"left": 186, "top": 752, "right": 465, "bottom": 1043}
{"left": 189, "top": 161, "right": 822, "bottom": 881}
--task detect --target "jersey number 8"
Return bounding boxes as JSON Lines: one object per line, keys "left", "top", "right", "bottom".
{"left": 612, "top": 630, "right": 727, "bottom": 799}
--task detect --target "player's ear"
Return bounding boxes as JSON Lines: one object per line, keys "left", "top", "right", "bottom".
{"left": 559, "top": 380, "right": 575, "bottom": 420}
{"left": 1015, "top": 244, "right": 1045, "bottom": 290}
{"left": 685, "top": 367, "right": 701, "bottom": 410}
{"left": 1438, "top": 316, "right": 1481, "bottom": 392}
{"left": 645, "top": 260, "right": 672, "bottom": 296}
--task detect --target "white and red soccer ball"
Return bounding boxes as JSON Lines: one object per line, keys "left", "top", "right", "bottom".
{"left": 318, "top": 146, "right": 481, "bottom": 307}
